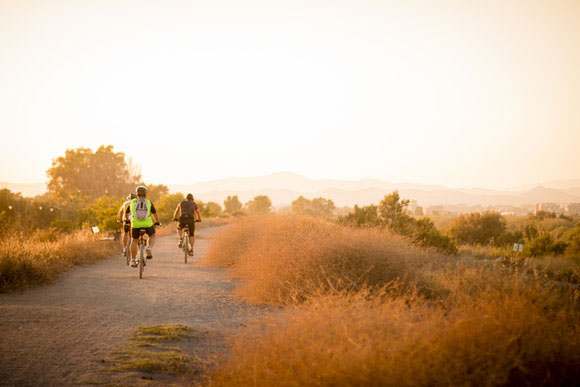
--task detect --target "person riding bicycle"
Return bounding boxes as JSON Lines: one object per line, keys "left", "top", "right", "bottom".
{"left": 125, "top": 185, "right": 160, "bottom": 267}
{"left": 172, "top": 193, "right": 202, "bottom": 256}
{"left": 117, "top": 192, "right": 136, "bottom": 256}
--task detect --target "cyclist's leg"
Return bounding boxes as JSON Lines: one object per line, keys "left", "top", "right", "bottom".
{"left": 130, "top": 228, "right": 139, "bottom": 259}
{"left": 145, "top": 226, "right": 156, "bottom": 258}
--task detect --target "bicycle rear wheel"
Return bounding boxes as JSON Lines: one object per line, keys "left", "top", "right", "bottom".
{"left": 126, "top": 237, "right": 131, "bottom": 266}
{"left": 139, "top": 243, "right": 145, "bottom": 279}
{"left": 183, "top": 234, "right": 189, "bottom": 264}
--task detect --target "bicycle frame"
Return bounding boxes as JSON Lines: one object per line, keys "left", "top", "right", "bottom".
{"left": 182, "top": 225, "right": 190, "bottom": 263}
{"left": 137, "top": 229, "right": 147, "bottom": 279}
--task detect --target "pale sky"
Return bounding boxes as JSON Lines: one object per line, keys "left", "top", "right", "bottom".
{"left": 1, "top": 0, "right": 579, "bottom": 189}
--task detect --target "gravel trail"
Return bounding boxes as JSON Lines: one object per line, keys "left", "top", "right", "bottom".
{"left": 0, "top": 227, "right": 255, "bottom": 385}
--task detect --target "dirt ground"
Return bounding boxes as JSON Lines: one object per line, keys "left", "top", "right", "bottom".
{"left": 0, "top": 227, "right": 261, "bottom": 385}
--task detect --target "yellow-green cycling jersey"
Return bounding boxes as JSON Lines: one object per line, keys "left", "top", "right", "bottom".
{"left": 130, "top": 198, "right": 154, "bottom": 228}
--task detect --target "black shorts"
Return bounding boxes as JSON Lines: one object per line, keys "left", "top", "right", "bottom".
{"left": 131, "top": 226, "right": 156, "bottom": 239}
{"left": 123, "top": 223, "right": 131, "bottom": 233}
{"left": 178, "top": 216, "right": 195, "bottom": 235}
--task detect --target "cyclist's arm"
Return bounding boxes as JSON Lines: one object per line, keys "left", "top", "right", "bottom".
{"left": 195, "top": 208, "right": 202, "bottom": 221}
{"left": 150, "top": 203, "right": 160, "bottom": 224}
{"left": 117, "top": 205, "right": 125, "bottom": 222}
{"left": 173, "top": 204, "right": 181, "bottom": 220}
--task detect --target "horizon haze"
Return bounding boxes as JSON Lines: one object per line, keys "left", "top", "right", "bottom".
{"left": 2, "top": 1, "right": 580, "bottom": 190}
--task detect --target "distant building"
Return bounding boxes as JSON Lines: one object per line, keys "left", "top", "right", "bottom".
{"left": 408, "top": 200, "right": 417, "bottom": 214}
{"left": 426, "top": 205, "right": 445, "bottom": 216}
{"left": 535, "top": 203, "right": 561, "bottom": 215}
{"left": 565, "top": 203, "right": 580, "bottom": 215}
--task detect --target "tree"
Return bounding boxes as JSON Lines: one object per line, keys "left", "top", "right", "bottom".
{"left": 291, "top": 196, "right": 335, "bottom": 218}
{"left": 564, "top": 224, "right": 580, "bottom": 261}
{"left": 449, "top": 212, "right": 507, "bottom": 246}
{"left": 146, "top": 184, "right": 169, "bottom": 202}
{"left": 340, "top": 191, "right": 457, "bottom": 254}
{"left": 412, "top": 218, "right": 457, "bottom": 254}
{"left": 203, "top": 202, "right": 223, "bottom": 218}
{"left": 246, "top": 195, "right": 272, "bottom": 215}
{"left": 310, "top": 197, "right": 336, "bottom": 218}
{"left": 224, "top": 195, "right": 243, "bottom": 214}
{"left": 291, "top": 196, "right": 310, "bottom": 214}
{"left": 156, "top": 193, "right": 185, "bottom": 223}
{"left": 84, "top": 196, "right": 124, "bottom": 232}
{"left": 47, "top": 145, "right": 141, "bottom": 201}
{"left": 378, "top": 191, "right": 414, "bottom": 235}
{"left": 338, "top": 204, "right": 381, "bottom": 227}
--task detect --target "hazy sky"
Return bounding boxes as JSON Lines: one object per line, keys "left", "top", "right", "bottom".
{"left": 1, "top": 0, "right": 579, "bottom": 189}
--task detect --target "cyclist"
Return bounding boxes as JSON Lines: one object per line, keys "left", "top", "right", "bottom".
{"left": 117, "top": 192, "right": 136, "bottom": 256}
{"left": 125, "top": 185, "right": 161, "bottom": 267}
{"left": 172, "top": 193, "right": 202, "bottom": 256}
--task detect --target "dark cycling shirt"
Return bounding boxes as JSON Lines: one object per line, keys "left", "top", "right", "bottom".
{"left": 180, "top": 200, "right": 198, "bottom": 217}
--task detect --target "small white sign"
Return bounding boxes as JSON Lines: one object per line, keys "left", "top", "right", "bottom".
{"left": 513, "top": 243, "right": 523, "bottom": 252}
{"left": 91, "top": 226, "right": 100, "bottom": 234}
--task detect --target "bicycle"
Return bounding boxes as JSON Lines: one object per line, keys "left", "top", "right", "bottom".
{"left": 175, "top": 218, "right": 200, "bottom": 264}
{"left": 134, "top": 223, "right": 161, "bottom": 279}
{"left": 136, "top": 229, "right": 148, "bottom": 279}
{"left": 124, "top": 220, "right": 131, "bottom": 266}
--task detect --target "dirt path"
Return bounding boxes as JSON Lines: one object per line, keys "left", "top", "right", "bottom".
{"left": 0, "top": 227, "right": 258, "bottom": 385}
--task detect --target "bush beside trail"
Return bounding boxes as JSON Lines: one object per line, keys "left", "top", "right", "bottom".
{"left": 202, "top": 215, "right": 448, "bottom": 305}
{"left": 202, "top": 214, "right": 580, "bottom": 386}
{"left": 0, "top": 231, "right": 116, "bottom": 292}
{"left": 211, "top": 276, "right": 580, "bottom": 386}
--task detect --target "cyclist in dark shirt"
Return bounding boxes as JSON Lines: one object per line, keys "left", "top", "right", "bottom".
{"left": 172, "top": 193, "right": 202, "bottom": 255}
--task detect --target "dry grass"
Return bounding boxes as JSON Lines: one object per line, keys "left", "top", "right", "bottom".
{"left": 211, "top": 276, "right": 580, "bottom": 386}
{"left": 459, "top": 244, "right": 580, "bottom": 285}
{"left": 202, "top": 215, "right": 448, "bottom": 305}
{"left": 0, "top": 230, "right": 116, "bottom": 292}
{"left": 203, "top": 215, "right": 580, "bottom": 386}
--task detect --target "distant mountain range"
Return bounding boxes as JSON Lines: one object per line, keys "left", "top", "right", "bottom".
{"left": 167, "top": 172, "right": 580, "bottom": 208}
{"left": 4, "top": 172, "right": 580, "bottom": 208}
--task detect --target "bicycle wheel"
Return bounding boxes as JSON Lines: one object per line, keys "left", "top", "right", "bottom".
{"left": 184, "top": 233, "right": 189, "bottom": 263}
{"left": 126, "top": 237, "right": 131, "bottom": 266}
{"left": 139, "top": 243, "right": 144, "bottom": 279}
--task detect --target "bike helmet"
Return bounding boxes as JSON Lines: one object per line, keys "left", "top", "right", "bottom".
{"left": 127, "top": 192, "right": 137, "bottom": 200}
{"left": 136, "top": 185, "right": 148, "bottom": 194}
{"left": 186, "top": 193, "right": 194, "bottom": 200}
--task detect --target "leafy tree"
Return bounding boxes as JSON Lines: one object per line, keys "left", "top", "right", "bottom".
{"left": 522, "top": 234, "right": 567, "bottom": 257}
{"left": 412, "top": 218, "right": 457, "bottom": 254}
{"left": 449, "top": 212, "right": 507, "bottom": 246}
{"left": 156, "top": 193, "right": 185, "bottom": 223}
{"left": 47, "top": 145, "right": 140, "bottom": 201}
{"left": 378, "top": 191, "right": 414, "bottom": 235}
{"left": 84, "top": 196, "right": 124, "bottom": 232}
{"left": 146, "top": 184, "right": 169, "bottom": 202}
{"left": 291, "top": 196, "right": 311, "bottom": 214}
{"left": 341, "top": 192, "right": 457, "bottom": 254}
{"left": 246, "top": 195, "right": 272, "bottom": 215}
{"left": 339, "top": 205, "right": 381, "bottom": 227}
{"left": 564, "top": 224, "right": 580, "bottom": 261}
{"left": 224, "top": 195, "right": 243, "bottom": 214}
{"left": 310, "top": 197, "right": 336, "bottom": 218}
{"left": 203, "top": 201, "right": 223, "bottom": 218}
{"left": 291, "top": 196, "right": 335, "bottom": 218}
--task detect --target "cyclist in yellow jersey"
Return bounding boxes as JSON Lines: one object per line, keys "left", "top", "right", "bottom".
{"left": 125, "top": 185, "right": 160, "bottom": 267}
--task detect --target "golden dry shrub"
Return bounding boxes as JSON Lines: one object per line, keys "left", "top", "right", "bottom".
{"left": 0, "top": 231, "right": 116, "bottom": 292}
{"left": 211, "top": 273, "right": 580, "bottom": 386}
{"left": 202, "top": 215, "right": 446, "bottom": 305}
{"left": 201, "top": 217, "right": 264, "bottom": 268}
